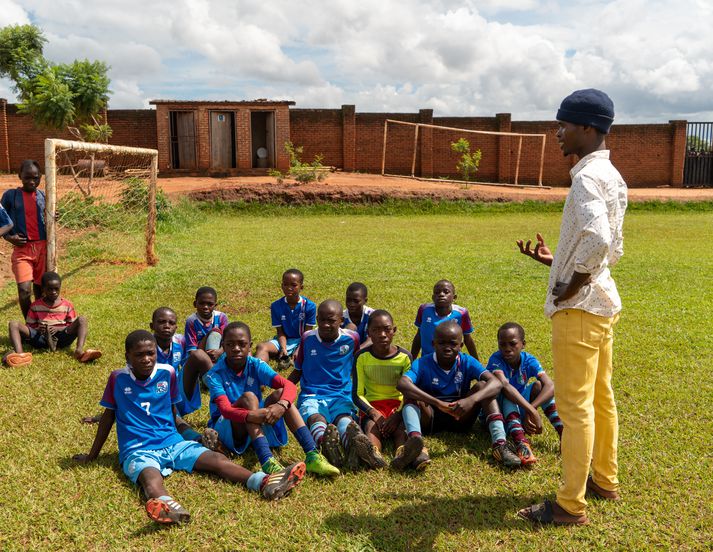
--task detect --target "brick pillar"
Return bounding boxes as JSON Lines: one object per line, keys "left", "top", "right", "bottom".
{"left": 235, "top": 109, "right": 252, "bottom": 170}
{"left": 154, "top": 105, "right": 171, "bottom": 172}
{"left": 669, "top": 120, "right": 687, "bottom": 187}
{"left": 341, "top": 105, "right": 356, "bottom": 171}
{"left": 275, "top": 107, "right": 291, "bottom": 171}
{"left": 419, "top": 109, "right": 433, "bottom": 178}
{"left": 496, "top": 113, "right": 512, "bottom": 183}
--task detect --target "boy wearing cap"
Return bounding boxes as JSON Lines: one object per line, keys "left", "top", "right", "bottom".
{"left": 516, "top": 89, "right": 627, "bottom": 526}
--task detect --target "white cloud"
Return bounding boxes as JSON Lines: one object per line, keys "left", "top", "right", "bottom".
{"left": 0, "top": 0, "right": 711, "bottom": 122}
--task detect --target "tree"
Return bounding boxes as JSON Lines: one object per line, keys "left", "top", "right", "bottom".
{"left": 0, "top": 24, "right": 111, "bottom": 141}
{"left": 450, "top": 137, "right": 482, "bottom": 185}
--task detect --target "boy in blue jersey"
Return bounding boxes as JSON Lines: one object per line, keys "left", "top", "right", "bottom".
{"left": 411, "top": 280, "right": 479, "bottom": 360}
{"left": 203, "top": 322, "right": 339, "bottom": 477}
{"left": 487, "top": 322, "right": 563, "bottom": 466}
{"left": 341, "top": 281, "right": 374, "bottom": 347}
{"left": 73, "top": 330, "right": 305, "bottom": 525}
{"left": 184, "top": 286, "right": 229, "bottom": 363}
{"left": 256, "top": 268, "right": 316, "bottom": 370}
{"left": 289, "top": 299, "right": 387, "bottom": 471}
{"left": 398, "top": 321, "right": 522, "bottom": 468}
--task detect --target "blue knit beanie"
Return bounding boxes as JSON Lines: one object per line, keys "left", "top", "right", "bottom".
{"left": 556, "top": 89, "right": 615, "bottom": 134}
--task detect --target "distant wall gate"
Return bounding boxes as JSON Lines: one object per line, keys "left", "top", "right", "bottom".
{"left": 683, "top": 122, "right": 713, "bottom": 187}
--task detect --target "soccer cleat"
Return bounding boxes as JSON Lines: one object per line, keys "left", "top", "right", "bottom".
{"left": 145, "top": 497, "right": 190, "bottom": 524}
{"left": 320, "top": 424, "right": 344, "bottom": 469}
{"left": 492, "top": 442, "right": 522, "bottom": 468}
{"left": 412, "top": 447, "right": 431, "bottom": 471}
{"left": 346, "top": 421, "right": 387, "bottom": 470}
{"left": 305, "top": 450, "right": 340, "bottom": 477}
{"left": 516, "top": 441, "right": 538, "bottom": 467}
{"left": 260, "top": 462, "right": 306, "bottom": 500}
{"left": 3, "top": 352, "right": 32, "bottom": 367}
{"left": 261, "top": 456, "right": 285, "bottom": 474}
{"left": 200, "top": 427, "right": 230, "bottom": 456}
{"left": 276, "top": 355, "right": 292, "bottom": 371}
{"left": 390, "top": 435, "right": 424, "bottom": 471}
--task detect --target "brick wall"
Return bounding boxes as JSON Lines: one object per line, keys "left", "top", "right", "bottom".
{"left": 1, "top": 98, "right": 687, "bottom": 187}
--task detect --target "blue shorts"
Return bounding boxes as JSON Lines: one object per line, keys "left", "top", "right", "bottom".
{"left": 176, "top": 366, "right": 202, "bottom": 417}
{"left": 298, "top": 395, "right": 356, "bottom": 425}
{"left": 27, "top": 327, "right": 76, "bottom": 349}
{"left": 268, "top": 336, "right": 301, "bottom": 357}
{"left": 212, "top": 415, "right": 288, "bottom": 455}
{"left": 122, "top": 440, "right": 209, "bottom": 485}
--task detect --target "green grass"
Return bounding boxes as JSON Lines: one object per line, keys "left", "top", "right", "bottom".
{"left": 0, "top": 202, "right": 711, "bottom": 551}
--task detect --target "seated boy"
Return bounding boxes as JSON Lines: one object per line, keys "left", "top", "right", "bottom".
{"left": 487, "top": 322, "right": 563, "bottom": 466}
{"left": 203, "top": 321, "right": 339, "bottom": 477}
{"left": 185, "top": 286, "right": 229, "bottom": 363}
{"left": 411, "top": 279, "right": 479, "bottom": 360}
{"left": 256, "top": 268, "right": 316, "bottom": 370}
{"left": 289, "top": 299, "right": 386, "bottom": 471}
{"left": 73, "top": 330, "right": 305, "bottom": 525}
{"left": 352, "top": 309, "right": 426, "bottom": 471}
{"left": 4, "top": 271, "right": 101, "bottom": 366}
{"left": 341, "top": 281, "right": 374, "bottom": 347}
{"left": 397, "top": 321, "right": 521, "bottom": 468}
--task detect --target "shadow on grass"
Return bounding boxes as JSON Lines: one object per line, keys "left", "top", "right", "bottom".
{"left": 324, "top": 492, "right": 538, "bottom": 551}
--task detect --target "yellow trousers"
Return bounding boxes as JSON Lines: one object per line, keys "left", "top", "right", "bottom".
{"left": 552, "top": 308, "right": 620, "bottom": 516}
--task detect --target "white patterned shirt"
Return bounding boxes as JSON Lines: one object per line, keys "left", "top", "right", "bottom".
{"left": 545, "top": 150, "right": 628, "bottom": 318}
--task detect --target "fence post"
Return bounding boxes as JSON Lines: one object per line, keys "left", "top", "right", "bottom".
{"left": 669, "top": 120, "right": 687, "bottom": 187}
{"left": 419, "top": 109, "right": 433, "bottom": 178}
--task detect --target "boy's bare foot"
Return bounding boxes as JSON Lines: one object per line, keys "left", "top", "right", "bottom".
{"left": 81, "top": 414, "right": 101, "bottom": 424}
{"left": 3, "top": 352, "right": 33, "bottom": 367}
{"left": 75, "top": 349, "right": 102, "bottom": 363}
{"left": 46, "top": 325, "right": 59, "bottom": 352}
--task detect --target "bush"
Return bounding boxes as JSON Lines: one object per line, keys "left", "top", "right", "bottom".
{"left": 271, "top": 141, "right": 328, "bottom": 184}
{"left": 450, "top": 138, "right": 482, "bottom": 184}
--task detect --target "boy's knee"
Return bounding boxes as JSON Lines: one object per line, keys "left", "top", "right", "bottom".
{"left": 76, "top": 315, "right": 88, "bottom": 326}
{"left": 235, "top": 391, "right": 259, "bottom": 409}
{"left": 307, "top": 413, "right": 326, "bottom": 426}
{"left": 17, "top": 284, "right": 32, "bottom": 298}
{"left": 530, "top": 380, "right": 542, "bottom": 399}
{"left": 187, "top": 349, "right": 212, "bottom": 370}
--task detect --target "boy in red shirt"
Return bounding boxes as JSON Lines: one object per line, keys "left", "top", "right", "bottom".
{"left": 1, "top": 160, "right": 48, "bottom": 319}
{"left": 3, "top": 271, "right": 101, "bottom": 366}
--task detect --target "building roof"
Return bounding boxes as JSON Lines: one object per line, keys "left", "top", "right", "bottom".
{"left": 149, "top": 99, "right": 295, "bottom": 106}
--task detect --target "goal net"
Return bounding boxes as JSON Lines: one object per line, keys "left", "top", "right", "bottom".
{"left": 381, "top": 120, "right": 547, "bottom": 187}
{"left": 44, "top": 139, "right": 159, "bottom": 271}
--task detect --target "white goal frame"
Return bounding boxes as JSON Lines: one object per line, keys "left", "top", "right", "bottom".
{"left": 381, "top": 119, "right": 547, "bottom": 187}
{"left": 44, "top": 138, "right": 159, "bottom": 271}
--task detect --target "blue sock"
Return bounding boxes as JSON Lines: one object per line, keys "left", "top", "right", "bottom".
{"left": 246, "top": 472, "right": 266, "bottom": 492}
{"left": 486, "top": 413, "right": 507, "bottom": 445}
{"left": 206, "top": 330, "right": 222, "bottom": 350}
{"left": 336, "top": 416, "right": 352, "bottom": 448}
{"left": 402, "top": 404, "right": 422, "bottom": 436}
{"left": 295, "top": 425, "right": 317, "bottom": 454}
{"left": 252, "top": 436, "right": 272, "bottom": 466}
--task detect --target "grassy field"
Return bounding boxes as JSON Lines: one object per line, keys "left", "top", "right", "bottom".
{"left": 0, "top": 200, "right": 710, "bottom": 551}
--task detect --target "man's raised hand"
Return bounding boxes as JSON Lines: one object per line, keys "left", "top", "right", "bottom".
{"left": 516, "top": 233, "right": 553, "bottom": 266}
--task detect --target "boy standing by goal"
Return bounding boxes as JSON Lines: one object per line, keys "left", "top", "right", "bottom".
{"left": 2, "top": 160, "right": 48, "bottom": 319}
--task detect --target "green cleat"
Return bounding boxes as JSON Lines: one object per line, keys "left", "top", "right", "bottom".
{"left": 261, "top": 456, "right": 285, "bottom": 474}
{"left": 305, "top": 450, "right": 340, "bottom": 477}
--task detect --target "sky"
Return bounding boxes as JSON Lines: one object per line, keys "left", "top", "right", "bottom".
{"left": 1, "top": 0, "right": 712, "bottom": 123}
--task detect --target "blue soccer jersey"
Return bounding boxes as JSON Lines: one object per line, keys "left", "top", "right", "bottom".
{"left": 203, "top": 355, "right": 279, "bottom": 425}
{"left": 404, "top": 352, "right": 486, "bottom": 402}
{"left": 184, "top": 311, "right": 229, "bottom": 352}
{"left": 156, "top": 334, "right": 185, "bottom": 369}
{"left": 415, "top": 303, "right": 474, "bottom": 357}
{"left": 486, "top": 351, "right": 544, "bottom": 394}
{"left": 100, "top": 363, "right": 184, "bottom": 463}
{"left": 294, "top": 328, "right": 360, "bottom": 400}
{"left": 341, "top": 306, "right": 374, "bottom": 343}
{"left": 271, "top": 296, "right": 316, "bottom": 339}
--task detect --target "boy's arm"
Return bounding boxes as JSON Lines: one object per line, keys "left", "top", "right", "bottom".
{"left": 448, "top": 371, "right": 502, "bottom": 417}
{"left": 463, "top": 333, "right": 479, "bottom": 360}
{"left": 73, "top": 409, "right": 115, "bottom": 463}
{"left": 397, "top": 375, "right": 450, "bottom": 412}
{"left": 275, "top": 326, "right": 289, "bottom": 357}
{"left": 531, "top": 372, "right": 555, "bottom": 409}
{"left": 492, "top": 370, "right": 532, "bottom": 411}
{"left": 410, "top": 329, "right": 421, "bottom": 358}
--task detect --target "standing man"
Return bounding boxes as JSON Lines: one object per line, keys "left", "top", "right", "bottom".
{"left": 516, "top": 89, "right": 627, "bottom": 526}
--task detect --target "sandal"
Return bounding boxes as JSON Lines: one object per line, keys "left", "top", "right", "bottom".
{"left": 3, "top": 352, "right": 33, "bottom": 367}
{"left": 76, "top": 349, "right": 102, "bottom": 363}
{"left": 517, "top": 499, "right": 589, "bottom": 526}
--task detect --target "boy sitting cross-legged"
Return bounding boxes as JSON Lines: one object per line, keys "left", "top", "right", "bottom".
{"left": 397, "top": 321, "right": 522, "bottom": 468}
{"left": 256, "top": 268, "right": 316, "bottom": 370}
{"left": 185, "top": 286, "right": 229, "bottom": 363}
{"left": 352, "top": 309, "right": 425, "bottom": 471}
{"left": 289, "top": 299, "right": 387, "bottom": 471}
{"left": 487, "top": 322, "right": 563, "bottom": 466}
{"left": 203, "top": 321, "right": 339, "bottom": 477}
{"left": 4, "top": 271, "right": 101, "bottom": 366}
{"left": 74, "top": 330, "right": 305, "bottom": 525}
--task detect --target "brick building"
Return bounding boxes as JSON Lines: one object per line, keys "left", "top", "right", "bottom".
{"left": 0, "top": 97, "right": 688, "bottom": 187}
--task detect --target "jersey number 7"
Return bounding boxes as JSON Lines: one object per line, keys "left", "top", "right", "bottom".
{"left": 141, "top": 402, "right": 151, "bottom": 416}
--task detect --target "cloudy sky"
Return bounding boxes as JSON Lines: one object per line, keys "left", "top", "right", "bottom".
{"left": 1, "top": 0, "right": 711, "bottom": 122}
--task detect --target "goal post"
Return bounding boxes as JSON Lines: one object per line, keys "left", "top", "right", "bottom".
{"left": 381, "top": 119, "right": 547, "bottom": 187}
{"left": 44, "top": 138, "right": 159, "bottom": 272}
